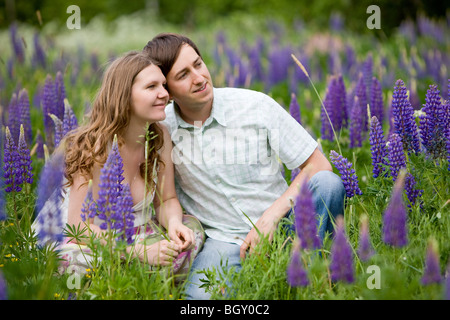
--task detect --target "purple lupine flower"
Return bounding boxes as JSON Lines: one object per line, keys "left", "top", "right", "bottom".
{"left": 419, "top": 84, "right": 446, "bottom": 159}
{"left": 17, "top": 125, "right": 33, "bottom": 186}
{"left": 349, "top": 96, "right": 363, "bottom": 148}
{"left": 97, "top": 136, "right": 124, "bottom": 231}
{"left": 114, "top": 184, "right": 135, "bottom": 244}
{"left": 49, "top": 114, "right": 63, "bottom": 148}
{"left": 248, "top": 42, "right": 264, "bottom": 83}
{"left": 336, "top": 74, "right": 348, "bottom": 129}
{"left": 0, "top": 125, "right": 6, "bottom": 221}
{"left": 267, "top": 45, "right": 291, "bottom": 89}
{"left": 32, "top": 32, "right": 46, "bottom": 69}
{"left": 354, "top": 74, "right": 368, "bottom": 131}
{"left": 357, "top": 215, "right": 374, "bottom": 262}
{"left": 387, "top": 133, "right": 406, "bottom": 181}
{"left": 3, "top": 127, "right": 22, "bottom": 193}
{"left": 0, "top": 271, "right": 7, "bottom": 300}
{"left": 62, "top": 101, "right": 78, "bottom": 137}
{"left": 42, "top": 74, "right": 57, "bottom": 145}
{"left": 382, "top": 171, "right": 408, "bottom": 247}
{"left": 80, "top": 180, "right": 96, "bottom": 222}
{"left": 369, "top": 116, "right": 389, "bottom": 178}
{"left": 289, "top": 93, "right": 301, "bottom": 124}
{"left": 35, "top": 152, "right": 65, "bottom": 246}
{"left": 55, "top": 71, "right": 66, "bottom": 121}
{"left": 370, "top": 77, "right": 384, "bottom": 124}
{"left": 445, "top": 260, "right": 450, "bottom": 300}
{"left": 286, "top": 245, "right": 309, "bottom": 287}
{"left": 294, "top": 179, "right": 321, "bottom": 250}
{"left": 321, "top": 77, "right": 339, "bottom": 141}
{"left": 9, "top": 23, "right": 24, "bottom": 63}
{"left": 421, "top": 238, "right": 442, "bottom": 285}
{"left": 447, "top": 125, "right": 450, "bottom": 171}
{"left": 35, "top": 131, "right": 45, "bottom": 159}
{"left": 290, "top": 167, "right": 300, "bottom": 182}
{"left": 391, "top": 79, "right": 421, "bottom": 154}
{"left": 404, "top": 172, "right": 423, "bottom": 208}
{"left": 330, "top": 217, "right": 354, "bottom": 283}
{"left": 18, "top": 89, "right": 32, "bottom": 146}
{"left": 7, "top": 93, "right": 19, "bottom": 143}
{"left": 362, "top": 54, "right": 373, "bottom": 101}
{"left": 329, "top": 150, "right": 362, "bottom": 198}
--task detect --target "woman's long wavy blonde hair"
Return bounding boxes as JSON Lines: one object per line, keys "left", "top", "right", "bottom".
{"left": 64, "top": 51, "right": 164, "bottom": 193}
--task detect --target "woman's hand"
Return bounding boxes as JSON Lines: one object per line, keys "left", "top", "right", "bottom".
{"left": 134, "top": 240, "right": 181, "bottom": 266}
{"left": 167, "top": 218, "right": 196, "bottom": 251}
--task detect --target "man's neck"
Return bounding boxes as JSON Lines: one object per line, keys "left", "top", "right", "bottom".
{"left": 175, "top": 101, "right": 213, "bottom": 127}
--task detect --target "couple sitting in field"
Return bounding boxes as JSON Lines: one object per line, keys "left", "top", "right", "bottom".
{"left": 34, "top": 33, "right": 345, "bottom": 300}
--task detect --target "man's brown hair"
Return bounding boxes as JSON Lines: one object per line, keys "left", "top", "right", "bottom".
{"left": 143, "top": 33, "right": 202, "bottom": 77}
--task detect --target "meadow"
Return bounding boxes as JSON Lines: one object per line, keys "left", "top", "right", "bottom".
{"left": 0, "top": 10, "right": 449, "bottom": 301}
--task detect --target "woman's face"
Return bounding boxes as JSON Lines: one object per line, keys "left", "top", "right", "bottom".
{"left": 130, "top": 64, "right": 169, "bottom": 125}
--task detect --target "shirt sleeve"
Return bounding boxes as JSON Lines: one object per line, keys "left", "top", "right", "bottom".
{"left": 262, "top": 94, "right": 318, "bottom": 170}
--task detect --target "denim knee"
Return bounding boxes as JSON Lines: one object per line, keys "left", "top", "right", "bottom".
{"left": 308, "top": 171, "right": 346, "bottom": 237}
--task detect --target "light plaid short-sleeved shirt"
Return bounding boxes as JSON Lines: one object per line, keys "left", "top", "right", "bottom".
{"left": 163, "top": 87, "right": 317, "bottom": 245}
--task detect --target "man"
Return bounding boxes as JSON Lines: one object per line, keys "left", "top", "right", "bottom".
{"left": 143, "top": 33, "right": 345, "bottom": 299}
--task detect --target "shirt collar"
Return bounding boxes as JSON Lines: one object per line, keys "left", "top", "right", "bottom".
{"left": 173, "top": 87, "right": 227, "bottom": 129}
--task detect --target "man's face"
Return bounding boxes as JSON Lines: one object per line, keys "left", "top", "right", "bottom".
{"left": 166, "top": 44, "right": 213, "bottom": 112}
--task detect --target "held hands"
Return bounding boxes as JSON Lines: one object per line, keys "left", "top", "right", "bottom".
{"left": 133, "top": 219, "right": 196, "bottom": 266}
{"left": 167, "top": 218, "right": 196, "bottom": 251}
{"left": 135, "top": 241, "right": 181, "bottom": 266}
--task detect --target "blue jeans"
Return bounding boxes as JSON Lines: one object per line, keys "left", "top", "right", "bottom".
{"left": 184, "top": 170, "right": 345, "bottom": 300}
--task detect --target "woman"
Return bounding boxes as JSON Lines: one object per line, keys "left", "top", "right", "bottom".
{"left": 38, "top": 51, "right": 204, "bottom": 277}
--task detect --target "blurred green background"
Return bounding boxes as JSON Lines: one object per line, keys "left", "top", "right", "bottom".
{"left": 0, "top": 0, "right": 448, "bottom": 36}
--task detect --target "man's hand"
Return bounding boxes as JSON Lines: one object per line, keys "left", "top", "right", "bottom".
{"left": 239, "top": 212, "right": 278, "bottom": 259}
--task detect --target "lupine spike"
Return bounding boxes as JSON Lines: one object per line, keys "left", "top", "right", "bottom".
{"left": 18, "top": 89, "right": 32, "bottom": 146}
{"left": 321, "top": 77, "right": 337, "bottom": 141}
{"left": 445, "top": 260, "right": 450, "bottom": 300}
{"left": 80, "top": 180, "right": 96, "bottom": 222}
{"left": 49, "top": 114, "right": 63, "bottom": 148}
{"left": 3, "top": 126, "right": 22, "bottom": 193}
{"left": 0, "top": 125, "right": 5, "bottom": 221}
{"left": 62, "top": 99, "right": 78, "bottom": 137}
{"left": 336, "top": 74, "right": 348, "bottom": 129}
{"left": 349, "top": 95, "right": 363, "bottom": 148}
{"left": 116, "top": 183, "right": 135, "bottom": 244}
{"left": 294, "top": 179, "right": 321, "bottom": 250}
{"left": 289, "top": 93, "right": 301, "bottom": 124}
{"left": 329, "top": 150, "right": 362, "bottom": 198}
{"left": 35, "top": 152, "right": 65, "bottom": 246}
{"left": 419, "top": 84, "right": 446, "bottom": 159}
{"left": 391, "top": 79, "right": 421, "bottom": 153}
{"left": 404, "top": 172, "right": 423, "bottom": 208}
{"left": 18, "top": 124, "right": 33, "bottom": 186}
{"left": 387, "top": 133, "right": 406, "bottom": 181}
{"left": 42, "top": 74, "right": 56, "bottom": 145}
{"left": 330, "top": 216, "right": 355, "bottom": 283}
{"left": 55, "top": 71, "right": 67, "bottom": 121}
{"left": 286, "top": 242, "right": 309, "bottom": 287}
{"left": 382, "top": 170, "right": 408, "bottom": 247}
{"left": 355, "top": 74, "right": 368, "bottom": 131}
{"left": 421, "top": 238, "right": 442, "bottom": 285}
{"left": 370, "top": 77, "right": 384, "bottom": 124}
{"left": 7, "top": 93, "right": 19, "bottom": 142}
{"left": 369, "top": 116, "right": 389, "bottom": 178}
{"left": 0, "top": 271, "right": 7, "bottom": 300}
{"left": 97, "top": 135, "right": 124, "bottom": 231}
{"left": 357, "top": 214, "right": 375, "bottom": 262}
